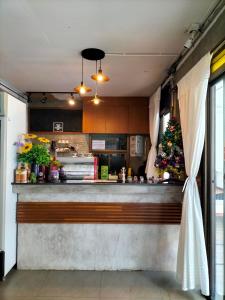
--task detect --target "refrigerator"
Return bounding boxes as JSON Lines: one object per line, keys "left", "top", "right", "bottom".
{"left": 0, "top": 92, "right": 27, "bottom": 279}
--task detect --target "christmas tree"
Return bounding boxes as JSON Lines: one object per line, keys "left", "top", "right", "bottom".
{"left": 154, "top": 117, "right": 185, "bottom": 179}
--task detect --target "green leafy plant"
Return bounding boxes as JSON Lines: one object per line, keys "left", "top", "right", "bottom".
{"left": 18, "top": 144, "right": 51, "bottom": 166}
{"left": 30, "top": 172, "right": 37, "bottom": 183}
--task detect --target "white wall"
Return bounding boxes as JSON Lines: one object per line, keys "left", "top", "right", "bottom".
{"left": 3, "top": 93, "right": 27, "bottom": 275}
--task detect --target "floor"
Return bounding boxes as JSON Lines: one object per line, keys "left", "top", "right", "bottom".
{"left": 0, "top": 270, "right": 205, "bottom": 300}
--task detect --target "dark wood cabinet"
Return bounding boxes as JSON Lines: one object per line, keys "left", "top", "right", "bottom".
{"left": 129, "top": 104, "right": 149, "bottom": 134}
{"left": 82, "top": 98, "right": 149, "bottom": 134}
{"left": 105, "top": 105, "right": 129, "bottom": 133}
{"left": 83, "top": 101, "right": 106, "bottom": 133}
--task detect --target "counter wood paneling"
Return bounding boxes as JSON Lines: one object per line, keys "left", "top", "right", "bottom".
{"left": 17, "top": 202, "right": 182, "bottom": 224}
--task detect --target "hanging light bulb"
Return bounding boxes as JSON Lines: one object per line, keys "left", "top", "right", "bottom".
{"left": 91, "top": 80, "right": 102, "bottom": 105}
{"left": 96, "top": 70, "right": 104, "bottom": 82}
{"left": 74, "top": 57, "right": 92, "bottom": 94}
{"left": 91, "top": 94, "right": 101, "bottom": 105}
{"left": 67, "top": 93, "right": 76, "bottom": 105}
{"left": 74, "top": 81, "right": 92, "bottom": 94}
{"left": 91, "top": 60, "right": 109, "bottom": 83}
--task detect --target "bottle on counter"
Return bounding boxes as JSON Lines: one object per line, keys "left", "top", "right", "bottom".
{"left": 59, "top": 166, "right": 65, "bottom": 181}
{"left": 37, "top": 167, "right": 45, "bottom": 183}
{"left": 25, "top": 163, "right": 31, "bottom": 182}
{"left": 127, "top": 167, "right": 132, "bottom": 183}
{"left": 121, "top": 167, "right": 126, "bottom": 183}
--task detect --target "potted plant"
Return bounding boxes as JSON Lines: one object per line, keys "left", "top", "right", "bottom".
{"left": 16, "top": 134, "right": 51, "bottom": 180}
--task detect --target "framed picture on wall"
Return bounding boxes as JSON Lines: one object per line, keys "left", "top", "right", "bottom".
{"left": 53, "top": 122, "right": 63, "bottom": 132}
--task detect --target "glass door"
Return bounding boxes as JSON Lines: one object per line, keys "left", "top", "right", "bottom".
{"left": 210, "top": 76, "right": 225, "bottom": 300}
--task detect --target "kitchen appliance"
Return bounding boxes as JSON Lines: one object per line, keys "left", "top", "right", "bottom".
{"left": 0, "top": 92, "right": 27, "bottom": 279}
{"left": 130, "top": 135, "right": 144, "bottom": 157}
{"left": 57, "top": 155, "right": 98, "bottom": 180}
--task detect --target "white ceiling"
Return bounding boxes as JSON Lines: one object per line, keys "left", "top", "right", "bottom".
{"left": 0, "top": 0, "right": 218, "bottom": 97}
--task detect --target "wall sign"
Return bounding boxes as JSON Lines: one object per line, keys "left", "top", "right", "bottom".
{"left": 29, "top": 109, "right": 82, "bottom": 132}
{"left": 53, "top": 122, "right": 63, "bottom": 132}
{"left": 92, "top": 140, "right": 106, "bottom": 150}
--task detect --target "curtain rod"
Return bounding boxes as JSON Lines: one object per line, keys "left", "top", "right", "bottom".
{"left": 161, "top": 0, "right": 225, "bottom": 89}
{"left": 28, "top": 92, "right": 78, "bottom": 94}
{"left": 176, "top": 2, "right": 225, "bottom": 71}
{"left": 0, "top": 81, "right": 27, "bottom": 102}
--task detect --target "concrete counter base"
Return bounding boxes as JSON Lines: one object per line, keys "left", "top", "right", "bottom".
{"left": 13, "top": 184, "right": 183, "bottom": 271}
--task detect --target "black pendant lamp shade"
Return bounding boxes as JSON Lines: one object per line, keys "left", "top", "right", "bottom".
{"left": 81, "top": 48, "right": 105, "bottom": 61}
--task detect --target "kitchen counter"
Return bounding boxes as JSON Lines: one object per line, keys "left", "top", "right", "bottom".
{"left": 12, "top": 181, "right": 183, "bottom": 185}
{"left": 13, "top": 183, "right": 183, "bottom": 271}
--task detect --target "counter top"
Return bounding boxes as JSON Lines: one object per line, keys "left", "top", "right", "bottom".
{"left": 12, "top": 182, "right": 183, "bottom": 198}
{"left": 12, "top": 181, "right": 183, "bottom": 186}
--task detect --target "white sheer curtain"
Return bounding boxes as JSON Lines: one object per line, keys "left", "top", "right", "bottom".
{"left": 177, "top": 52, "right": 212, "bottom": 296}
{"left": 145, "top": 87, "right": 161, "bottom": 179}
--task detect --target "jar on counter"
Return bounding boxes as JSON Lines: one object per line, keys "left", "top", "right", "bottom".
{"left": 48, "top": 169, "right": 59, "bottom": 183}
{"left": 15, "top": 169, "right": 21, "bottom": 183}
{"left": 15, "top": 163, "right": 28, "bottom": 183}
{"left": 20, "top": 167, "right": 28, "bottom": 183}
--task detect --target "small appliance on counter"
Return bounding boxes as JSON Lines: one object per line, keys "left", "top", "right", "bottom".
{"left": 57, "top": 155, "right": 98, "bottom": 181}
{"left": 54, "top": 139, "right": 77, "bottom": 154}
{"left": 130, "top": 135, "right": 144, "bottom": 157}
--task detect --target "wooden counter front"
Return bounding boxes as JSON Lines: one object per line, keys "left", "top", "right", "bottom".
{"left": 17, "top": 202, "right": 182, "bottom": 224}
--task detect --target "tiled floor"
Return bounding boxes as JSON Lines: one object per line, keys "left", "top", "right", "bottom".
{"left": 0, "top": 270, "right": 205, "bottom": 300}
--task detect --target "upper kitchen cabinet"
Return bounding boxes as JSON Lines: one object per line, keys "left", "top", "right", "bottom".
{"left": 29, "top": 108, "right": 82, "bottom": 132}
{"left": 82, "top": 98, "right": 149, "bottom": 134}
{"left": 83, "top": 100, "right": 106, "bottom": 133}
{"left": 105, "top": 105, "right": 129, "bottom": 133}
{"left": 128, "top": 101, "right": 149, "bottom": 134}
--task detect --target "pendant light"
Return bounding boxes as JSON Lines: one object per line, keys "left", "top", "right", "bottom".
{"left": 67, "top": 93, "right": 76, "bottom": 105}
{"left": 91, "top": 60, "right": 109, "bottom": 82}
{"left": 91, "top": 81, "right": 102, "bottom": 105}
{"left": 74, "top": 57, "right": 92, "bottom": 94}
{"left": 91, "top": 94, "right": 101, "bottom": 105}
{"left": 40, "top": 92, "right": 47, "bottom": 104}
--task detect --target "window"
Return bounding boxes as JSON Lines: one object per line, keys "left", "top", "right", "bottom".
{"left": 162, "top": 112, "right": 170, "bottom": 133}
{"left": 209, "top": 76, "right": 224, "bottom": 300}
